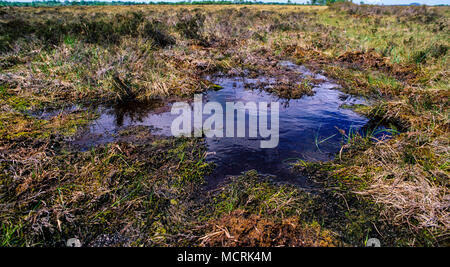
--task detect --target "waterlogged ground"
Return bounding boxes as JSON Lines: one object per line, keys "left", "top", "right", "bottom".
{"left": 2, "top": 4, "right": 447, "bottom": 247}
{"left": 58, "top": 62, "right": 369, "bottom": 188}
{"left": 204, "top": 75, "right": 366, "bottom": 187}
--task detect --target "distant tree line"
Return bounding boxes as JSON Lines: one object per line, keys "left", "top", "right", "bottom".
{"left": 1, "top": 0, "right": 144, "bottom": 6}
{"left": 308, "top": 0, "right": 350, "bottom": 5}
{"left": 0, "top": 0, "right": 329, "bottom": 7}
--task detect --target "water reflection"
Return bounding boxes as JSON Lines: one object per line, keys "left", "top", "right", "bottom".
{"left": 68, "top": 63, "right": 371, "bottom": 187}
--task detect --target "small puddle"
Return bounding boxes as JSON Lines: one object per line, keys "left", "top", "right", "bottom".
{"left": 203, "top": 75, "right": 367, "bottom": 188}
{"left": 52, "top": 62, "right": 376, "bottom": 188}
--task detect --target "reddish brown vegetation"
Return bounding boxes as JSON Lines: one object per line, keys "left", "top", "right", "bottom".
{"left": 338, "top": 50, "right": 419, "bottom": 83}
{"left": 200, "top": 210, "right": 338, "bottom": 247}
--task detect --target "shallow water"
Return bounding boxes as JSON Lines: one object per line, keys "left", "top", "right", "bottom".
{"left": 67, "top": 62, "right": 370, "bottom": 187}
{"left": 203, "top": 75, "right": 367, "bottom": 187}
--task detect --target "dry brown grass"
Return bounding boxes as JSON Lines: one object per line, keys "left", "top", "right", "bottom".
{"left": 200, "top": 210, "right": 338, "bottom": 247}
{"left": 339, "top": 133, "right": 449, "bottom": 235}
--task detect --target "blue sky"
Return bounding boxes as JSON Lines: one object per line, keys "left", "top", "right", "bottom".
{"left": 6, "top": 0, "right": 450, "bottom": 5}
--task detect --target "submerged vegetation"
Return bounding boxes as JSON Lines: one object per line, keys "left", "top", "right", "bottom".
{"left": 0, "top": 3, "right": 448, "bottom": 246}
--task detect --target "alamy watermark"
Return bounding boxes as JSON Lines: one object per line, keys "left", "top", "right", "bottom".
{"left": 170, "top": 94, "right": 280, "bottom": 148}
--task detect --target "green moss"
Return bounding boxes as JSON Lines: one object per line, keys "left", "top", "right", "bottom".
{"left": 0, "top": 110, "right": 97, "bottom": 141}
{"left": 0, "top": 85, "right": 43, "bottom": 112}
{"left": 209, "top": 84, "right": 223, "bottom": 91}
{"left": 211, "top": 170, "right": 312, "bottom": 218}
{"left": 340, "top": 104, "right": 372, "bottom": 117}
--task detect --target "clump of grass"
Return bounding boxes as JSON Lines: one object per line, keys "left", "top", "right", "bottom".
{"left": 210, "top": 170, "right": 310, "bottom": 218}
{"left": 412, "top": 43, "right": 448, "bottom": 64}
{"left": 298, "top": 126, "right": 449, "bottom": 245}
{"left": 0, "top": 134, "right": 212, "bottom": 246}
{"left": 330, "top": 2, "right": 445, "bottom": 24}
{"left": 199, "top": 171, "right": 338, "bottom": 247}
{"left": 0, "top": 11, "right": 176, "bottom": 52}
{"left": 200, "top": 210, "right": 338, "bottom": 247}
{"left": 175, "top": 11, "right": 206, "bottom": 43}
